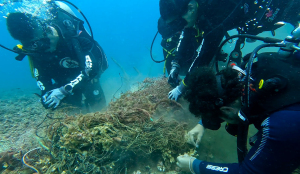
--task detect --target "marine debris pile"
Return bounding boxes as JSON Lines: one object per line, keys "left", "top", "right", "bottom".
{"left": 39, "top": 77, "right": 191, "bottom": 173}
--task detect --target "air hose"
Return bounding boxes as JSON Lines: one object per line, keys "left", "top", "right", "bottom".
{"left": 215, "top": 34, "right": 283, "bottom": 72}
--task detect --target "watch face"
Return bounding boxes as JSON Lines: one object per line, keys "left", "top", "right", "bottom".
{"left": 65, "top": 85, "right": 73, "bottom": 92}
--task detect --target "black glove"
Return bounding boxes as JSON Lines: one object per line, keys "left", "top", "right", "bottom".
{"left": 168, "top": 60, "right": 181, "bottom": 87}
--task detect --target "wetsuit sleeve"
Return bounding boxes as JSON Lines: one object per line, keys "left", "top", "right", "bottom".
{"left": 32, "top": 61, "right": 55, "bottom": 95}
{"left": 161, "top": 29, "right": 199, "bottom": 75}
{"left": 63, "top": 34, "right": 108, "bottom": 92}
{"left": 76, "top": 36, "right": 108, "bottom": 78}
{"left": 183, "top": 29, "right": 225, "bottom": 84}
{"left": 192, "top": 105, "right": 300, "bottom": 174}
{"left": 173, "top": 29, "right": 197, "bottom": 64}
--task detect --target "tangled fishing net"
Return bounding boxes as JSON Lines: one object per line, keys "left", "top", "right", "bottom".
{"left": 26, "top": 77, "right": 191, "bottom": 174}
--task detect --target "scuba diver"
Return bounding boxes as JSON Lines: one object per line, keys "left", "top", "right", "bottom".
{"left": 5, "top": 1, "right": 108, "bottom": 111}
{"left": 176, "top": 26, "right": 300, "bottom": 173}
{"left": 157, "top": 0, "right": 300, "bottom": 101}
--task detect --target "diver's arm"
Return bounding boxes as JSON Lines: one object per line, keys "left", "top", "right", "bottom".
{"left": 32, "top": 65, "right": 54, "bottom": 95}
{"left": 173, "top": 29, "right": 196, "bottom": 63}
{"left": 33, "top": 64, "right": 64, "bottom": 109}
{"left": 183, "top": 30, "right": 225, "bottom": 86}
{"left": 62, "top": 41, "right": 94, "bottom": 93}
{"left": 192, "top": 107, "right": 300, "bottom": 174}
{"left": 41, "top": 38, "right": 97, "bottom": 109}
{"left": 168, "top": 31, "right": 196, "bottom": 88}
{"left": 192, "top": 133, "right": 274, "bottom": 174}
{"left": 169, "top": 30, "right": 224, "bottom": 100}
{"left": 63, "top": 37, "right": 108, "bottom": 93}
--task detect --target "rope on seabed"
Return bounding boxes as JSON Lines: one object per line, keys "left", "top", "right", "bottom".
{"left": 22, "top": 147, "right": 42, "bottom": 174}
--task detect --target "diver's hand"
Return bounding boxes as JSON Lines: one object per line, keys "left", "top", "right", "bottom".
{"left": 168, "top": 82, "right": 185, "bottom": 101}
{"left": 43, "top": 87, "right": 68, "bottom": 109}
{"left": 186, "top": 124, "right": 205, "bottom": 148}
{"left": 168, "top": 60, "right": 180, "bottom": 87}
{"left": 168, "top": 70, "right": 180, "bottom": 87}
{"left": 177, "top": 154, "right": 196, "bottom": 172}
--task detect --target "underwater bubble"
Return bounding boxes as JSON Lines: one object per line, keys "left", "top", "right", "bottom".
{"left": 1, "top": 0, "right": 56, "bottom": 21}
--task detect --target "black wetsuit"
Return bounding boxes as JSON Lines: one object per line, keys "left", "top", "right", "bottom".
{"left": 31, "top": 7, "right": 108, "bottom": 109}
{"left": 194, "top": 52, "right": 300, "bottom": 173}
{"left": 159, "top": 0, "right": 300, "bottom": 82}
{"left": 196, "top": 104, "right": 300, "bottom": 174}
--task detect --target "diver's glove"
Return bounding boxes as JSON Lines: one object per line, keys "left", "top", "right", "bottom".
{"left": 168, "top": 81, "right": 186, "bottom": 101}
{"left": 168, "top": 60, "right": 181, "bottom": 87}
{"left": 176, "top": 154, "right": 197, "bottom": 173}
{"left": 186, "top": 124, "right": 205, "bottom": 148}
{"left": 42, "top": 87, "right": 69, "bottom": 109}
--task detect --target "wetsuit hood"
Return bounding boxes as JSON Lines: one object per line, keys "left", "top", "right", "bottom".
{"left": 159, "top": 0, "right": 191, "bottom": 21}
{"left": 243, "top": 53, "right": 300, "bottom": 120}
{"left": 157, "top": 17, "right": 187, "bottom": 38}
{"left": 158, "top": 0, "right": 190, "bottom": 38}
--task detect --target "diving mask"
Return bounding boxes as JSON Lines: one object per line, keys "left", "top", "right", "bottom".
{"left": 23, "top": 37, "right": 51, "bottom": 53}
{"left": 22, "top": 24, "right": 56, "bottom": 53}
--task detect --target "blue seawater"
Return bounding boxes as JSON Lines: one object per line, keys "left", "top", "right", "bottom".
{"left": 0, "top": 0, "right": 163, "bottom": 100}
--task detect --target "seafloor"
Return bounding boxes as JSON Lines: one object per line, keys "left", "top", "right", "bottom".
{"left": 0, "top": 82, "right": 299, "bottom": 174}
{"left": 0, "top": 88, "right": 47, "bottom": 152}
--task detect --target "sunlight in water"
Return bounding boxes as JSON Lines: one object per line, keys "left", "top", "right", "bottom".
{"left": 1, "top": 0, "right": 55, "bottom": 21}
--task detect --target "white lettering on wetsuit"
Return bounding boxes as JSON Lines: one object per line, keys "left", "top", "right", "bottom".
{"left": 34, "top": 68, "right": 39, "bottom": 79}
{"left": 238, "top": 111, "right": 246, "bottom": 121}
{"left": 206, "top": 165, "right": 229, "bottom": 173}
{"left": 37, "top": 81, "right": 45, "bottom": 91}
{"left": 85, "top": 55, "right": 93, "bottom": 76}
{"left": 64, "top": 72, "right": 84, "bottom": 93}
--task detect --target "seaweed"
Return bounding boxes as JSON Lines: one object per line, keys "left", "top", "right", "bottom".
{"left": 41, "top": 77, "right": 190, "bottom": 173}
